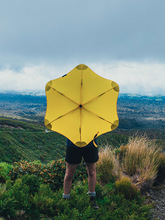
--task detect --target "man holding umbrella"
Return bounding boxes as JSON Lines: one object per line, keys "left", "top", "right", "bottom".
{"left": 44, "top": 64, "right": 119, "bottom": 210}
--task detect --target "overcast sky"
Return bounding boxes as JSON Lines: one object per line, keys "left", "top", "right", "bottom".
{"left": 0, "top": 0, "right": 165, "bottom": 95}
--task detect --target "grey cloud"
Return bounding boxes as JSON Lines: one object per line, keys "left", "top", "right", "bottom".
{"left": 0, "top": 0, "right": 165, "bottom": 67}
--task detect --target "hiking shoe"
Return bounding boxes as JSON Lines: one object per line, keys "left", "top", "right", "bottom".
{"left": 62, "top": 193, "right": 70, "bottom": 200}
{"left": 90, "top": 196, "right": 99, "bottom": 210}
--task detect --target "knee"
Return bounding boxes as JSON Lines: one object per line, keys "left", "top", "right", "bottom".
{"left": 87, "top": 168, "right": 96, "bottom": 177}
{"left": 65, "top": 171, "right": 75, "bottom": 180}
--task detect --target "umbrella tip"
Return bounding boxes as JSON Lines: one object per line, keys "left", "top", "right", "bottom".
{"left": 45, "top": 81, "right": 52, "bottom": 91}
{"left": 44, "top": 119, "right": 52, "bottom": 130}
{"left": 75, "top": 141, "right": 87, "bottom": 147}
{"left": 111, "top": 81, "right": 119, "bottom": 92}
{"left": 76, "top": 64, "right": 88, "bottom": 70}
{"left": 111, "top": 120, "right": 119, "bottom": 130}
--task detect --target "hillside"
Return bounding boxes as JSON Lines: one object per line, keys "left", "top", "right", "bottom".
{"left": 0, "top": 92, "right": 165, "bottom": 163}
{"left": 0, "top": 118, "right": 66, "bottom": 163}
{"left": 0, "top": 117, "right": 130, "bottom": 163}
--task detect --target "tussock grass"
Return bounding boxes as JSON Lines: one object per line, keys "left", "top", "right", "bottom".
{"left": 97, "top": 145, "right": 121, "bottom": 185}
{"left": 115, "top": 176, "right": 140, "bottom": 200}
{"left": 120, "top": 136, "right": 162, "bottom": 189}
{"left": 97, "top": 136, "right": 164, "bottom": 190}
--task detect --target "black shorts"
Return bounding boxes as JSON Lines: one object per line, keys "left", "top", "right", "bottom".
{"left": 65, "top": 140, "right": 99, "bottom": 164}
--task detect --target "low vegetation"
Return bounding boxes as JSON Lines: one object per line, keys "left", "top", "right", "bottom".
{"left": 0, "top": 169, "right": 151, "bottom": 219}
{"left": 10, "top": 159, "right": 87, "bottom": 192}
{"left": 0, "top": 118, "right": 164, "bottom": 219}
{"left": 0, "top": 135, "right": 164, "bottom": 219}
{"left": 115, "top": 176, "right": 139, "bottom": 200}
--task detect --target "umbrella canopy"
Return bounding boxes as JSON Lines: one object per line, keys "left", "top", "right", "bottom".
{"left": 44, "top": 64, "right": 119, "bottom": 147}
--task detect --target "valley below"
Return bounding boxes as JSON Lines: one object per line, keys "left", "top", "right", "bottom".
{"left": 0, "top": 92, "right": 164, "bottom": 140}
{"left": 0, "top": 92, "right": 164, "bottom": 129}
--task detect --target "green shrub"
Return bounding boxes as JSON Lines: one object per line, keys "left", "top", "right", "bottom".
{"left": 22, "top": 174, "right": 40, "bottom": 195}
{"left": 0, "top": 194, "right": 16, "bottom": 218}
{"left": 11, "top": 178, "right": 30, "bottom": 211}
{"left": 115, "top": 176, "right": 140, "bottom": 200}
{"left": 0, "top": 175, "right": 41, "bottom": 219}
{"left": 0, "top": 178, "right": 29, "bottom": 218}
{"left": 0, "top": 170, "right": 152, "bottom": 219}
{"left": 10, "top": 159, "right": 87, "bottom": 191}
{"left": 32, "top": 160, "right": 42, "bottom": 165}
{"left": 0, "top": 162, "right": 12, "bottom": 182}
{"left": 32, "top": 184, "right": 58, "bottom": 216}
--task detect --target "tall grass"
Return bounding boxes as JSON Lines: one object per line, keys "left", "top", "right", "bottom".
{"left": 97, "top": 145, "right": 121, "bottom": 184}
{"left": 96, "top": 136, "right": 164, "bottom": 190}
{"left": 120, "top": 136, "right": 162, "bottom": 189}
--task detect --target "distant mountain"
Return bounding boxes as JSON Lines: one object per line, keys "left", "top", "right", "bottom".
{"left": 0, "top": 92, "right": 165, "bottom": 129}
{"left": 0, "top": 92, "right": 46, "bottom": 103}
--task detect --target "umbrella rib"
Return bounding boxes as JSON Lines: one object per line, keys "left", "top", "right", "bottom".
{"left": 83, "top": 107, "right": 113, "bottom": 125}
{"left": 83, "top": 87, "right": 114, "bottom": 106}
{"left": 50, "top": 87, "right": 79, "bottom": 105}
{"left": 79, "top": 108, "right": 82, "bottom": 142}
{"left": 49, "top": 107, "right": 79, "bottom": 124}
{"left": 79, "top": 70, "right": 83, "bottom": 142}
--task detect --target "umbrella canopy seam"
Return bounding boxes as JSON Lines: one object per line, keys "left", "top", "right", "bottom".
{"left": 83, "top": 107, "right": 114, "bottom": 125}
{"left": 50, "top": 86, "right": 79, "bottom": 105}
{"left": 83, "top": 86, "right": 118, "bottom": 106}
{"left": 48, "top": 107, "right": 79, "bottom": 125}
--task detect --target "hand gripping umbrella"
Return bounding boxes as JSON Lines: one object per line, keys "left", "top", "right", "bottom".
{"left": 44, "top": 64, "right": 119, "bottom": 147}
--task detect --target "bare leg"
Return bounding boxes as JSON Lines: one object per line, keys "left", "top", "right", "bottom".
{"left": 86, "top": 163, "right": 97, "bottom": 193}
{"left": 63, "top": 162, "right": 77, "bottom": 195}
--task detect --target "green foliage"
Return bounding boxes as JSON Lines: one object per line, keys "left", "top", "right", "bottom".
{"left": 0, "top": 118, "right": 161, "bottom": 219}
{"left": 0, "top": 161, "right": 152, "bottom": 219}
{"left": 0, "top": 118, "right": 66, "bottom": 163}
{"left": 10, "top": 159, "right": 87, "bottom": 191}
{"left": 22, "top": 174, "right": 40, "bottom": 195}
{"left": 115, "top": 176, "right": 140, "bottom": 200}
{"left": 11, "top": 178, "right": 30, "bottom": 211}
{"left": 0, "top": 162, "right": 12, "bottom": 182}
{"left": 0, "top": 194, "right": 16, "bottom": 218}
{"left": 97, "top": 131, "right": 129, "bottom": 148}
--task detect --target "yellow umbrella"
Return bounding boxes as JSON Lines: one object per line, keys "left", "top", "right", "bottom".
{"left": 44, "top": 64, "right": 119, "bottom": 147}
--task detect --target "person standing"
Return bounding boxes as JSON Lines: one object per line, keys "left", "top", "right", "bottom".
{"left": 63, "top": 138, "right": 99, "bottom": 209}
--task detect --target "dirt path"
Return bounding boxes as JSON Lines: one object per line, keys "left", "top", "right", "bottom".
{"left": 146, "top": 183, "right": 165, "bottom": 220}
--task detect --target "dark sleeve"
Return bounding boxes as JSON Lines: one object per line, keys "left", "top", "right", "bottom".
{"left": 66, "top": 138, "right": 75, "bottom": 147}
